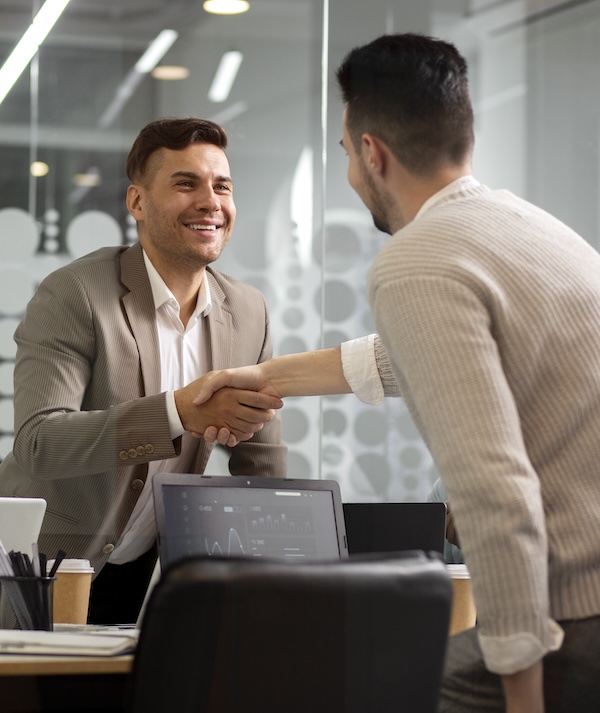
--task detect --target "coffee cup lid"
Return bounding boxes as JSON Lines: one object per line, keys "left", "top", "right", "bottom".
{"left": 446, "top": 563, "right": 470, "bottom": 579}
{"left": 46, "top": 558, "right": 95, "bottom": 574}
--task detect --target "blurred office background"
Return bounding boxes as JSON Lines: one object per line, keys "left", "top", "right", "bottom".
{"left": 0, "top": 0, "right": 598, "bottom": 502}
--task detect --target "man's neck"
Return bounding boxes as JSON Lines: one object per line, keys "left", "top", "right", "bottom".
{"left": 141, "top": 245, "right": 206, "bottom": 328}
{"left": 169, "top": 270, "right": 205, "bottom": 328}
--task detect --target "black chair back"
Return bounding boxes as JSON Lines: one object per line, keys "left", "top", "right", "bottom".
{"left": 129, "top": 551, "right": 451, "bottom": 713}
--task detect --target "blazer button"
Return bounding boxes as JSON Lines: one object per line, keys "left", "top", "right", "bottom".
{"left": 131, "top": 479, "right": 144, "bottom": 491}
{"left": 119, "top": 450, "right": 129, "bottom": 461}
{"left": 145, "top": 444, "right": 155, "bottom": 454}
{"left": 128, "top": 448, "right": 137, "bottom": 459}
{"left": 102, "top": 544, "right": 115, "bottom": 555}
{"left": 136, "top": 446, "right": 145, "bottom": 456}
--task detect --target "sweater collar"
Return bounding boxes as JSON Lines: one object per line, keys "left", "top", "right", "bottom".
{"left": 414, "top": 175, "right": 482, "bottom": 221}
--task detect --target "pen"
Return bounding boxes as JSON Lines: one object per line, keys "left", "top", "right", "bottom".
{"left": 0, "top": 538, "right": 14, "bottom": 576}
{"left": 48, "top": 549, "right": 67, "bottom": 578}
{"left": 22, "top": 553, "right": 35, "bottom": 578}
{"left": 9, "top": 551, "right": 26, "bottom": 577}
{"left": 32, "top": 543, "right": 41, "bottom": 578}
{"left": 39, "top": 553, "right": 47, "bottom": 578}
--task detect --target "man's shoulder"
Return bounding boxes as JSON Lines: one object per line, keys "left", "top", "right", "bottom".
{"left": 68, "top": 245, "right": 128, "bottom": 270}
{"left": 47, "top": 245, "right": 126, "bottom": 279}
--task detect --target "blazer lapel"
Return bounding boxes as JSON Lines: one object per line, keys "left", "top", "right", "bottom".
{"left": 205, "top": 268, "right": 233, "bottom": 370}
{"left": 119, "top": 243, "right": 161, "bottom": 396}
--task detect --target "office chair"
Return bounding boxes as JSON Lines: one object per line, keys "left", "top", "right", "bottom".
{"left": 129, "top": 551, "right": 451, "bottom": 713}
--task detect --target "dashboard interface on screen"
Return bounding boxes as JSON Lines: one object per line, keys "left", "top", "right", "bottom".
{"left": 157, "top": 483, "right": 345, "bottom": 564}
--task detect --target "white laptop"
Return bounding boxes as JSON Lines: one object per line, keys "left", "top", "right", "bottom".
{"left": 0, "top": 497, "right": 47, "bottom": 558}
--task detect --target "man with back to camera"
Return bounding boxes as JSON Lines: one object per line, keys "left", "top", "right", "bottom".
{"left": 195, "top": 34, "right": 600, "bottom": 713}
{"left": 0, "top": 117, "right": 286, "bottom": 625}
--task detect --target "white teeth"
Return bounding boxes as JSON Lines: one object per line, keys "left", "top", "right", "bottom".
{"left": 188, "top": 224, "right": 217, "bottom": 230}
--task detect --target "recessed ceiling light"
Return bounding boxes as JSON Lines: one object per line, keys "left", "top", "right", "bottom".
{"left": 203, "top": 0, "right": 250, "bottom": 15}
{"left": 31, "top": 161, "right": 49, "bottom": 177}
{"left": 151, "top": 65, "right": 190, "bottom": 80}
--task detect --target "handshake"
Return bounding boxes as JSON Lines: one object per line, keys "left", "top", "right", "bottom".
{"left": 174, "top": 348, "right": 351, "bottom": 447}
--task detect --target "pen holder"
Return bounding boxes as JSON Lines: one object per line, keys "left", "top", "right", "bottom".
{"left": 0, "top": 576, "right": 55, "bottom": 631}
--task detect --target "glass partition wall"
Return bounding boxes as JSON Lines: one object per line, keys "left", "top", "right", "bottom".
{"left": 1, "top": 0, "right": 599, "bottom": 503}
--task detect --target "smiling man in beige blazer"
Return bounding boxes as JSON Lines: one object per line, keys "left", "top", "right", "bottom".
{"left": 0, "top": 117, "right": 286, "bottom": 624}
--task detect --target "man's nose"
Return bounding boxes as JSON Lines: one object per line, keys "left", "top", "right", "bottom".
{"left": 193, "top": 187, "right": 221, "bottom": 212}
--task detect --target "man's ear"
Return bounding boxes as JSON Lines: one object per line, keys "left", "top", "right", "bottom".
{"left": 361, "top": 133, "right": 388, "bottom": 176}
{"left": 126, "top": 184, "right": 143, "bottom": 221}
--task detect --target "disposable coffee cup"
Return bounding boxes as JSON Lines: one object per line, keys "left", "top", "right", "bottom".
{"left": 447, "top": 564, "right": 477, "bottom": 635}
{"left": 46, "top": 558, "right": 94, "bottom": 625}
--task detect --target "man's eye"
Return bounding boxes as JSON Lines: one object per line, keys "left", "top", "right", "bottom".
{"left": 216, "top": 184, "right": 231, "bottom": 192}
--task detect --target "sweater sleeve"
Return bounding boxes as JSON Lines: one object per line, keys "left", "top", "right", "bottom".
{"left": 370, "top": 272, "right": 562, "bottom": 673}
{"left": 340, "top": 334, "right": 401, "bottom": 403}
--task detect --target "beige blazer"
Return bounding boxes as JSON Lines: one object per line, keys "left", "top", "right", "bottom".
{"left": 0, "top": 242, "right": 287, "bottom": 574}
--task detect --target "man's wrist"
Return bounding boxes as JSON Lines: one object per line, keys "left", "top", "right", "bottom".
{"left": 501, "top": 660, "right": 544, "bottom": 713}
{"left": 169, "top": 389, "right": 187, "bottom": 438}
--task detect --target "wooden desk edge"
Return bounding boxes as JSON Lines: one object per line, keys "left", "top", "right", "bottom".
{"left": 0, "top": 654, "right": 133, "bottom": 676}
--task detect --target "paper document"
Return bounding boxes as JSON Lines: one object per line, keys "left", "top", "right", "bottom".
{"left": 0, "top": 628, "right": 138, "bottom": 656}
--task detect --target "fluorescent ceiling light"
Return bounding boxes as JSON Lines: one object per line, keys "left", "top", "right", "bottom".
{"left": 203, "top": 0, "right": 250, "bottom": 15}
{"left": 208, "top": 51, "right": 243, "bottom": 103}
{"left": 0, "top": 0, "right": 72, "bottom": 106}
{"left": 135, "top": 30, "right": 178, "bottom": 74}
{"left": 97, "top": 30, "right": 178, "bottom": 129}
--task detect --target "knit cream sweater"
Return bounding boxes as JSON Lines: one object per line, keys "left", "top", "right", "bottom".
{"left": 369, "top": 177, "right": 600, "bottom": 673}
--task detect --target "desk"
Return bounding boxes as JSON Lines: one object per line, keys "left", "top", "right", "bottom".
{"left": 0, "top": 653, "right": 132, "bottom": 712}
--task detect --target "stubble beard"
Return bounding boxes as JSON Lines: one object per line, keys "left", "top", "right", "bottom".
{"left": 359, "top": 159, "right": 396, "bottom": 236}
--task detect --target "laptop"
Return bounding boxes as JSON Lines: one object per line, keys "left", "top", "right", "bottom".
{"left": 0, "top": 497, "right": 47, "bottom": 558}
{"left": 342, "top": 502, "right": 446, "bottom": 557}
{"left": 152, "top": 474, "right": 349, "bottom": 567}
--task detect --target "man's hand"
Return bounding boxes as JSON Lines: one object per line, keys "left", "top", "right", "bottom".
{"left": 175, "top": 375, "right": 283, "bottom": 444}
{"left": 190, "top": 349, "right": 349, "bottom": 446}
{"left": 188, "top": 365, "right": 280, "bottom": 446}
{"left": 192, "top": 364, "right": 279, "bottom": 406}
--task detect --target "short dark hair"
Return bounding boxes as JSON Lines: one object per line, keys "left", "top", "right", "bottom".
{"left": 336, "top": 33, "right": 474, "bottom": 176}
{"left": 126, "top": 116, "right": 228, "bottom": 183}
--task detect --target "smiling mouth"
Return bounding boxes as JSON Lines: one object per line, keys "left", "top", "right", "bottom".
{"left": 188, "top": 224, "right": 218, "bottom": 231}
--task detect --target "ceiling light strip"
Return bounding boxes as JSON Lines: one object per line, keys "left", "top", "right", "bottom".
{"left": 97, "top": 29, "right": 178, "bottom": 129}
{"left": 208, "top": 50, "right": 243, "bottom": 103}
{"left": 135, "top": 29, "right": 178, "bottom": 74}
{"left": 0, "top": 0, "right": 72, "bottom": 106}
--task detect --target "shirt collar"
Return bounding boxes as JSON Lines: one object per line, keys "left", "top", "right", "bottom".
{"left": 142, "top": 249, "right": 212, "bottom": 317}
{"left": 414, "top": 175, "right": 481, "bottom": 221}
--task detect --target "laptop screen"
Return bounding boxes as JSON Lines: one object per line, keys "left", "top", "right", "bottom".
{"left": 153, "top": 474, "right": 348, "bottom": 566}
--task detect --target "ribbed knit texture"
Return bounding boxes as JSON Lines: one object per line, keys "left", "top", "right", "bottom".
{"left": 370, "top": 182, "right": 600, "bottom": 670}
